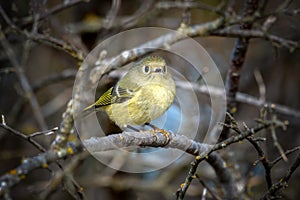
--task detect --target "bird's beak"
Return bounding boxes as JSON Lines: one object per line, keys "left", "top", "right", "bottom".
{"left": 153, "top": 67, "right": 162, "bottom": 73}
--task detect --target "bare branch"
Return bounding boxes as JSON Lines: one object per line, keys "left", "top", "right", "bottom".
{"left": 0, "top": 5, "right": 85, "bottom": 62}
{"left": 19, "top": 0, "right": 89, "bottom": 27}
{"left": 260, "top": 152, "right": 300, "bottom": 199}
{"left": 51, "top": 100, "right": 75, "bottom": 150}
{"left": 0, "top": 28, "right": 48, "bottom": 130}
{"left": 247, "top": 138, "right": 273, "bottom": 188}
{"left": 32, "top": 69, "right": 77, "bottom": 92}
{"left": 212, "top": 28, "right": 299, "bottom": 50}
{"left": 0, "top": 108, "right": 286, "bottom": 199}
{"left": 271, "top": 146, "right": 300, "bottom": 167}
{"left": 176, "top": 82, "right": 300, "bottom": 118}
{"left": 39, "top": 151, "right": 88, "bottom": 199}
{"left": 195, "top": 175, "right": 222, "bottom": 200}
{"left": 156, "top": 1, "right": 227, "bottom": 16}
{"left": 219, "top": 0, "right": 261, "bottom": 141}
{"left": 0, "top": 122, "right": 46, "bottom": 153}
{"left": 0, "top": 142, "right": 82, "bottom": 197}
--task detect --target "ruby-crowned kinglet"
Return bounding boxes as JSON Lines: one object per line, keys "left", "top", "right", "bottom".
{"left": 84, "top": 55, "right": 176, "bottom": 129}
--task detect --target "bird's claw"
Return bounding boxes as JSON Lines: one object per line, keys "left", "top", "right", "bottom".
{"left": 144, "top": 123, "right": 170, "bottom": 145}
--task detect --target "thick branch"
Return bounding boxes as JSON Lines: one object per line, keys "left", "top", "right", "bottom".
{"left": 226, "top": 0, "right": 259, "bottom": 111}
{"left": 83, "top": 122, "right": 278, "bottom": 155}
{"left": 0, "top": 117, "right": 284, "bottom": 198}
{"left": 219, "top": 0, "right": 260, "bottom": 141}
{"left": 51, "top": 100, "right": 75, "bottom": 150}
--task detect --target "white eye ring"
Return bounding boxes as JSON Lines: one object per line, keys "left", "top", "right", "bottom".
{"left": 143, "top": 65, "right": 150, "bottom": 74}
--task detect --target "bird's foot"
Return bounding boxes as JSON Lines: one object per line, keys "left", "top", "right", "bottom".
{"left": 144, "top": 123, "right": 170, "bottom": 145}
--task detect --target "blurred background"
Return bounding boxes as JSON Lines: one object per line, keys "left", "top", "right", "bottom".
{"left": 0, "top": 0, "right": 299, "bottom": 199}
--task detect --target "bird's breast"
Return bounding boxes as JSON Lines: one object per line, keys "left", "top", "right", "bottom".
{"left": 106, "top": 83, "right": 175, "bottom": 128}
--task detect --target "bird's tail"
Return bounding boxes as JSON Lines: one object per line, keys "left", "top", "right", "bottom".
{"left": 75, "top": 103, "right": 96, "bottom": 119}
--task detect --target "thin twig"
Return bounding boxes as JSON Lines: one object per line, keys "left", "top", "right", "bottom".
{"left": 270, "top": 146, "right": 300, "bottom": 167}
{"left": 28, "top": 127, "right": 58, "bottom": 138}
{"left": 269, "top": 108, "right": 288, "bottom": 162}
{"left": 0, "top": 5, "right": 85, "bottom": 62}
{"left": 0, "top": 28, "right": 48, "bottom": 130}
{"left": 102, "top": 0, "right": 121, "bottom": 29}
{"left": 212, "top": 28, "right": 299, "bottom": 50}
{"left": 0, "top": 142, "right": 83, "bottom": 197}
{"left": 39, "top": 151, "right": 88, "bottom": 199}
{"left": 156, "top": 1, "right": 225, "bottom": 16}
{"left": 260, "top": 152, "right": 300, "bottom": 199}
{"left": 195, "top": 175, "right": 222, "bottom": 200}
{"left": 176, "top": 82, "right": 300, "bottom": 118}
{"left": 0, "top": 122, "right": 46, "bottom": 152}
{"left": 254, "top": 69, "right": 266, "bottom": 102}
{"left": 247, "top": 138, "right": 273, "bottom": 188}
{"left": 19, "top": 0, "right": 89, "bottom": 27}
{"left": 176, "top": 110, "right": 287, "bottom": 199}
{"left": 32, "top": 69, "right": 77, "bottom": 92}
{"left": 231, "top": 118, "right": 273, "bottom": 189}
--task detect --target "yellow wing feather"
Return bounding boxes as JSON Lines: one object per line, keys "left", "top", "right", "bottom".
{"left": 83, "top": 84, "right": 135, "bottom": 112}
{"left": 94, "top": 87, "right": 114, "bottom": 107}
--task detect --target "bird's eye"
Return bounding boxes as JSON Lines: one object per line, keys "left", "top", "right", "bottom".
{"left": 143, "top": 65, "right": 150, "bottom": 74}
{"left": 162, "top": 65, "right": 167, "bottom": 73}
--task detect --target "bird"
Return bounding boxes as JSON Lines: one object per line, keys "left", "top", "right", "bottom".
{"left": 83, "top": 55, "right": 176, "bottom": 131}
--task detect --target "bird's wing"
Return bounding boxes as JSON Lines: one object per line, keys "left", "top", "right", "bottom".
{"left": 111, "top": 84, "right": 135, "bottom": 104}
{"left": 94, "top": 84, "right": 136, "bottom": 108}
{"left": 93, "top": 87, "right": 114, "bottom": 108}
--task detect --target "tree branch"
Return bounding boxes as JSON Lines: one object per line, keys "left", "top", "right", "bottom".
{"left": 0, "top": 27, "right": 48, "bottom": 130}
{"left": 260, "top": 152, "right": 300, "bottom": 199}
{"left": 219, "top": 0, "right": 260, "bottom": 141}
{"left": 0, "top": 110, "right": 286, "bottom": 199}
{"left": 0, "top": 142, "right": 82, "bottom": 197}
